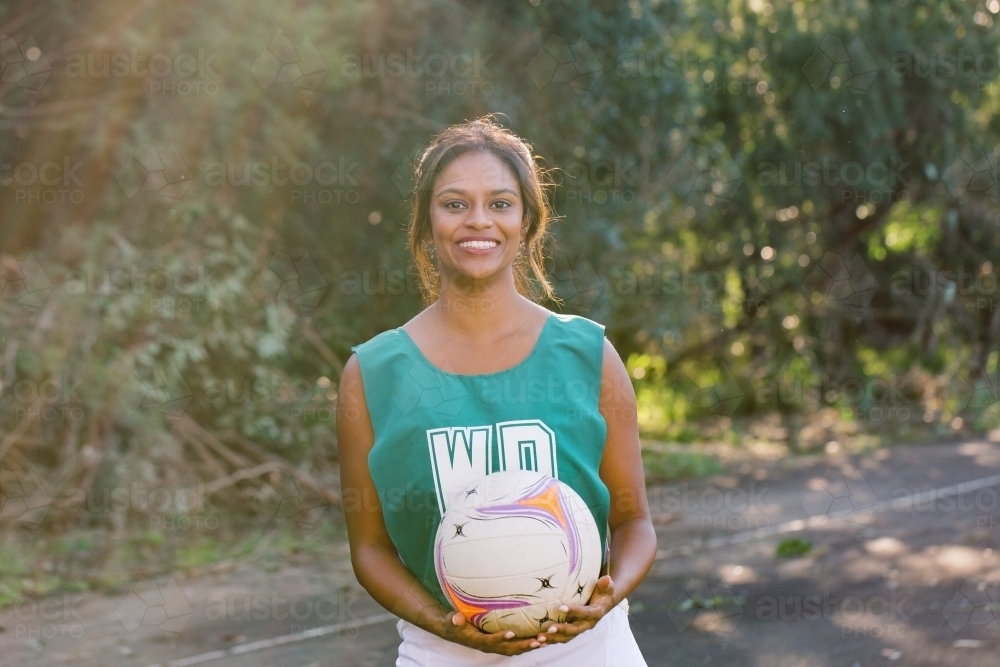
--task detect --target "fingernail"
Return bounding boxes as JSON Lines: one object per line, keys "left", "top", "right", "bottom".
{"left": 530, "top": 642, "right": 540, "bottom": 648}
{"left": 547, "top": 625, "right": 558, "bottom": 633}
{"left": 559, "top": 605, "right": 569, "bottom": 613}
{"left": 538, "top": 636, "right": 546, "bottom": 643}
{"left": 504, "top": 631, "right": 515, "bottom": 639}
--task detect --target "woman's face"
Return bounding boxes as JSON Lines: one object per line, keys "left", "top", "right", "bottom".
{"left": 427, "top": 151, "right": 525, "bottom": 287}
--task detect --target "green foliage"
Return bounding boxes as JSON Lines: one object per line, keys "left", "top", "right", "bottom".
{"left": 641, "top": 443, "right": 722, "bottom": 482}
{"left": 1, "top": 0, "right": 1000, "bottom": 589}
{"left": 776, "top": 537, "right": 814, "bottom": 558}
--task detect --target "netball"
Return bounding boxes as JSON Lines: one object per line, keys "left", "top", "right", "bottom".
{"left": 433, "top": 470, "right": 602, "bottom": 637}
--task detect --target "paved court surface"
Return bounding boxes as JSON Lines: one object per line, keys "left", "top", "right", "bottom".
{"left": 3, "top": 440, "right": 997, "bottom": 666}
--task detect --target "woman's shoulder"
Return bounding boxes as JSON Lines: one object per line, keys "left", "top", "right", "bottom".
{"left": 349, "top": 325, "right": 409, "bottom": 359}
{"left": 547, "top": 311, "right": 607, "bottom": 338}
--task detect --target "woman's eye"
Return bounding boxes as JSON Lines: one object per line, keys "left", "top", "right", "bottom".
{"left": 443, "top": 200, "right": 466, "bottom": 209}
{"left": 491, "top": 200, "right": 511, "bottom": 209}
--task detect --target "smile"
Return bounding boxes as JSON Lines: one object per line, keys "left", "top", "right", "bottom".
{"left": 457, "top": 240, "right": 500, "bottom": 250}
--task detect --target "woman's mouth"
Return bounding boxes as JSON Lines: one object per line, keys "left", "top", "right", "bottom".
{"left": 457, "top": 239, "right": 500, "bottom": 252}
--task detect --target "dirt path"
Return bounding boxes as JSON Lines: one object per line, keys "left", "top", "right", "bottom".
{"left": 2, "top": 440, "right": 997, "bottom": 667}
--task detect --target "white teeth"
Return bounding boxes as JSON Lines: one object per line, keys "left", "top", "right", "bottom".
{"left": 458, "top": 240, "right": 499, "bottom": 249}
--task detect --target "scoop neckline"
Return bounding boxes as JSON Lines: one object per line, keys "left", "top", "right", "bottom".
{"left": 396, "top": 313, "right": 555, "bottom": 379}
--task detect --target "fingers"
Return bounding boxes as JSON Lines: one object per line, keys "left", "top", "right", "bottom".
{"left": 497, "top": 636, "right": 539, "bottom": 654}
{"left": 562, "top": 602, "right": 604, "bottom": 621}
{"left": 536, "top": 619, "right": 596, "bottom": 645}
{"left": 441, "top": 616, "right": 541, "bottom": 655}
{"left": 475, "top": 627, "right": 539, "bottom": 654}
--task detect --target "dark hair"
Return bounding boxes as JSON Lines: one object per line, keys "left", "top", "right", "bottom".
{"left": 406, "top": 115, "right": 556, "bottom": 305}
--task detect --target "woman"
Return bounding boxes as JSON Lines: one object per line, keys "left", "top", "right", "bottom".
{"left": 337, "top": 116, "right": 656, "bottom": 665}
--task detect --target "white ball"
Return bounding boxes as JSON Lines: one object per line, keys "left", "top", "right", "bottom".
{"left": 434, "top": 470, "right": 602, "bottom": 637}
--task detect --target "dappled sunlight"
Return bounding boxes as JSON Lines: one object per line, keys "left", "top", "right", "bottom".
{"left": 957, "top": 442, "right": 1000, "bottom": 468}
{"left": 864, "top": 537, "right": 908, "bottom": 557}
{"left": 689, "top": 610, "right": 739, "bottom": 636}
{"left": 718, "top": 563, "right": 759, "bottom": 585}
{"left": 895, "top": 545, "right": 999, "bottom": 582}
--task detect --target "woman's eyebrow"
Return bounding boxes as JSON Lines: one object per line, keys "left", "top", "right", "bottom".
{"left": 435, "top": 187, "right": 468, "bottom": 197}
{"left": 434, "top": 187, "right": 520, "bottom": 197}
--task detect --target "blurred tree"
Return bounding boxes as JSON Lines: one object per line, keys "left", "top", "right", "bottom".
{"left": 1, "top": 0, "right": 999, "bottom": 536}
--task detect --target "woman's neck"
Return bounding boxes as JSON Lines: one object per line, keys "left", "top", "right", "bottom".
{"left": 430, "top": 271, "right": 541, "bottom": 341}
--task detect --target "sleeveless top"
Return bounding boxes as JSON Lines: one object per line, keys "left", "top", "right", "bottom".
{"left": 350, "top": 312, "right": 611, "bottom": 609}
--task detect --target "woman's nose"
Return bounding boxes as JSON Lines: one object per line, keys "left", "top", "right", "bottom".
{"left": 466, "top": 201, "right": 492, "bottom": 227}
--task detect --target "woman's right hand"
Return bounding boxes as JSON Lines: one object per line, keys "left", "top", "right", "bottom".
{"left": 436, "top": 609, "right": 546, "bottom": 656}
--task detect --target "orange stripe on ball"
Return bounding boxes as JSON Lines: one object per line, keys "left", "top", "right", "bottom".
{"left": 516, "top": 483, "right": 567, "bottom": 529}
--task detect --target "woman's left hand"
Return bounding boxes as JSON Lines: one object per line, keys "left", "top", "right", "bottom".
{"left": 532, "top": 575, "right": 617, "bottom": 647}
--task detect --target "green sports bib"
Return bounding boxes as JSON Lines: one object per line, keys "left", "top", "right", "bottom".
{"left": 349, "top": 313, "right": 611, "bottom": 609}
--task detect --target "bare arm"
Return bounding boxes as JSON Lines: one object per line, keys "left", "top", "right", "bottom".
{"left": 540, "top": 337, "right": 657, "bottom": 644}
{"left": 597, "top": 336, "right": 658, "bottom": 602}
{"left": 336, "top": 354, "right": 540, "bottom": 655}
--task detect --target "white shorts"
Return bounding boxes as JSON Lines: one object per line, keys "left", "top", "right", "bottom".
{"left": 395, "top": 599, "right": 648, "bottom": 667}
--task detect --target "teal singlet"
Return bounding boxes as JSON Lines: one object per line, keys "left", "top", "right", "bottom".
{"left": 350, "top": 312, "right": 611, "bottom": 609}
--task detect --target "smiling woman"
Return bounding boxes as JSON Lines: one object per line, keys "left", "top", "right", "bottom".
{"left": 406, "top": 116, "right": 557, "bottom": 305}
{"left": 338, "top": 116, "right": 656, "bottom": 665}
